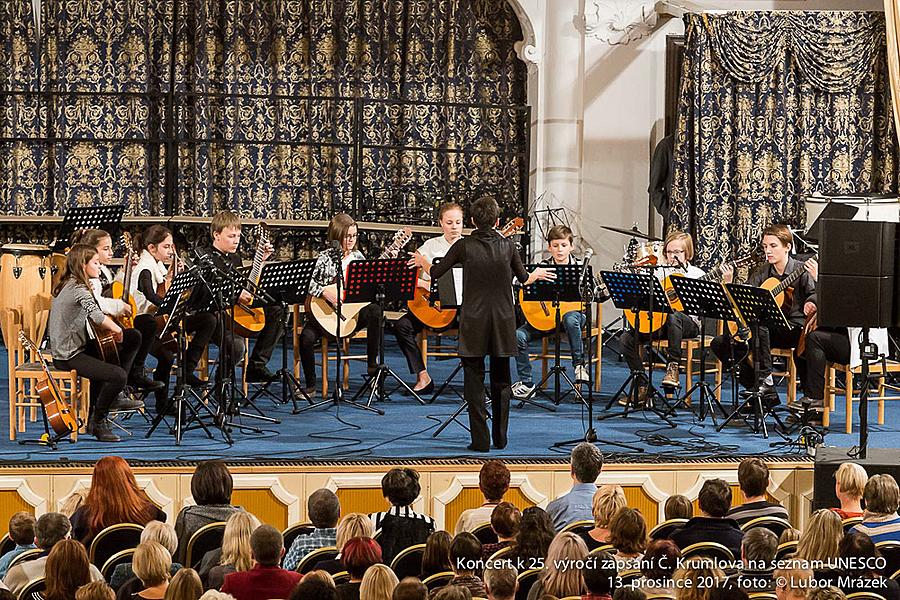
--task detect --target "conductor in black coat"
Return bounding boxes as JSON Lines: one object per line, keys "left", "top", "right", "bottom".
{"left": 411, "top": 196, "right": 554, "bottom": 452}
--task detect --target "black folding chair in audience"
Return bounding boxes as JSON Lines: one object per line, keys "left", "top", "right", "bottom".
{"left": 333, "top": 571, "right": 351, "bottom": 585}
{"left": 18, "top": 577, "right": 46, "bottom": 600}
{"left": 7, "top": 548, "right": 41, "bottom": 569}
{"left": 649, "top": 518, "right": 688, "bottom": 540}
{"left": 741, "top": 516, "right": 791, "bottom": 539}
{"left": 472, "top": 522, "right": 498, "bottom": 546}
{"left": 282, "top": 522, "right": 315, "bottom": 556}
{"left": 422, "top": 571, "right": 455, "bottom": 591}
{"left": 775, "top": 540, "right": 797, "bottom": 561}
{"left": 843, "top": 516, "right": 864, "bottom": 532}
{"left": 89, "top": 523, "right": 144, "bottom": 568}
{"left": 680, "top": 541, "right": 734, "bottom": 562}
{"left": 876, "top": 541, "right": 900, "bottom": 580}
{"left": 390, "top": 543, "right": 426, "bottom": 580}
{"left": 297, "top": 546, "right": 338, "bottom": 574}
{"left": 185, "top": 522, "right": 226, "bottom": 569}
{"left": 101, "top": 548, "right": 135, "bottom": 582}
{"left": 0, "top": 533, "right": 15, "bottom": 556}
{"left": 516, "top": 568, "right": 541, "bottom": 600}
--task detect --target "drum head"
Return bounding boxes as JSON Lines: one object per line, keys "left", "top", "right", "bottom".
{"left": 1, "top": 243, "right": 52, "bottom": 256}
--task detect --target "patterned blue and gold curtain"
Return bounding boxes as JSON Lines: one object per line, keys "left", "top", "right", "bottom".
{"left": 670, "top": 12, "right": 899, "bottom": 267}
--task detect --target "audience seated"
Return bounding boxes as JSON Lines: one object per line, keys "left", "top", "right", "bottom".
{"left": 806, "top": 587, "right": 846, "bottom": 600}
{"left": 673, "top": 556, "right": 725, "bottom": 600}
{"left": 795, "top": 509, "right": 842, "bottom": 586}
{"left": 727, "top": 459, "right": 789, "bottom": 527}
{"left": 77, "top": 581, "right": 116, "bottom": 600}
{"left": 421, "top": 531, "right": 453, "bottom": 579}
{"left": 371, "top": 469, "right": 436, "bottom": 564}
{"left": 61, "top": 489, "right": 89, "bottom": 519}
{"left": 726, "top": 527, "right": 777, "bottom": 592}
{"left": 314, "top": 513, "right": 375, "bottom": 575}
{"left": 336, "top": 537, "right": 382, "bottom": 600}
{"left": 4, "top": 512, "right": 102, "bottom": 596}
{"left": 362, "top": 564, "right": 399, "bottom": 600}
{"left": 284, "top": 489, "right": 341, "bottom": 571}
{"left": 582, "top": 550, "right": 616, "bottom": 600}
{"left": 838, "top": 531, "right": 900, "bottom": 600}
{"left": 527, "top": 532, "right": 588, "bottom": 600}
{"left": 773, "top": 562, "right": 813, "bottom": 600}
{"left": 166, "top": 568, "right": 203, "bottom": 600}
{"left": 0, "top": 511, "right": 36, "bottom": 578}
{"left": 305, "top": 570, "right": 337, "bottom": 587}
{"left": 481, "top": 504, "right": 520, "bottom": 561}
{"left": 547, "top": 443, "right": 604, "bottom": 531}
{"left": 220, "top": 525, "right": 301, "bottom": 600}
{"left": 671, "top": 479, "right": 744, "bottom": 559}
{"left": 202, "top": 511, "right": 260, "bottom": 590}
{"left": 607, "top": 508, "right": 647, "bottom": 569}
{"left": 41, "top": 539, "right": 92, "bottom": 600}
{"left": 456, "top": 462, "right": 511, "bottom": 534}
{"left": 509, "top": 508, "right": 554, "bottom": 566}
{"left": 198, "top": 592, "right": 236, "bottom": 600}
{"left": 394, "top": 577, "right": 428, "bottom": 600}
{"left": 612, "top": 589, "right": 645, "bottom": 600}
{"left": 831, "top": 463, "right": 867, "bottom": 520}
{"left": 436, "top": 533, "right": 485, "bottom": 598}
{"left": 853, "top": 474, "right": 900, "bottom": 543}
{"left": 664, "top": 495, "right": 693, "bottom": 521}
{"left": 581, "top": 486, "right": 626, "bottom": 551}
{"left": 122, "top": 540, "right": 172, "bottom": 600}
{"left": 110, "top": 521, "right": 183, "bottom": 591}
{"left": 484, "top": 567, "right": 517, "bottom": 600}
{"left": 638, "top": 540, "right": 679, "bottom": 596}
{"left": 292, "top": 577, "right": 337, "bottom": 600}
{"left": 71, "top": 457, "right": 167, "bottom": 546}
{"left": 779, "top": 528, "right": 801, "bottom": 546}
{"left": 175, "top": 460, "right": 245, "bottom": 565}
{"left": 432, "top": 586, "right": 471, "bottom": 600}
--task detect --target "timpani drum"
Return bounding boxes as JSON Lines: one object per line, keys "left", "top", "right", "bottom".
{"left": 0, "top": 244, "right": 54, "bottom": 345}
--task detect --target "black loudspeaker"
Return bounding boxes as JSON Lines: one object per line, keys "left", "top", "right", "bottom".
{"left": 818, "top": 219, "right": 897, "bottom": 328}
{"left": 814, "top": 446, "right": 900, "bottom": 510}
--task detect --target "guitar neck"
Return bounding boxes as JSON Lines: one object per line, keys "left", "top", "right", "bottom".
{"left": 122, "top": 250, "right": 134, "bottom": 303}
{"left": 773, "top": 265, "right": 805, "bottom": 295}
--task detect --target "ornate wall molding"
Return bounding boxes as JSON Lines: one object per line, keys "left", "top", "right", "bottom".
{"left": 0, "top": 477, "right": 46, "bottom": 514}
{"left": 57, "top": 478, "right": 174, "bottom": 521}
{"left": 324, "top": 474, "right": 427, "bottom": 516}
{"left": 584, "top": 0, "right": 657, "bottom": 45}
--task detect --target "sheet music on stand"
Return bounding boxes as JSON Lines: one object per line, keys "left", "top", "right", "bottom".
{"left": 522, "top": 264, "right": 586, "bottom": 302}
{"left": 54, "top": 204, "right": 125, "bottom": 251}
{"left": 345, "top": 258, "right": 417, "bottom": 303}
{"left": 668, "top": 278, "right": 736, "bottom": 322}
{"left": 255, "top": 259, "right": 317, "bottom": 306}
{"left": 431, "top": 257, "right": 463, "bottom": 308}
{"left": 599, "top": 270, "right": 671, "bottom": 313}
{"left": 157, "top": 270, "right": 201, "bottom": 316}
{"left": 191, "top": 272, "right": 244, "bottom": 313}
{"left": 724, "top": 284, "right": 791, "bottom": 331}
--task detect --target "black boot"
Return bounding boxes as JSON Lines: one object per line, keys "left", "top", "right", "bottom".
{"left": 92, "top": 418, "right": 120, "bottom": 443}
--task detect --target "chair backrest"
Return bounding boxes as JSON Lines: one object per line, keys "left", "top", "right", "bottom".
{"left": 516, "top": 568, "right": 542, "bottom": 600}
{"left": 390, "top": 544, "right": 427, "bottom": 581}
{"left": 333, "top": 571, "right": 351, "bottom": 585}
{"left": 9, "top": 548, "right": 43, "bottom": 570}
{"left": 843, "top": 516, "right": 864, "bottom": 532}
{"left": 0, "top": 533, "right": 15, "bottom": 556}
{"left": 377, "top": 513, "right": 435, "bottom": 565}
{"left": 876, "top": 541, "right": 900, "bottom": 579}
{"left": 282, "top": 522, "right": 316, "bottom": 555}
{"left": 422, "top": 571, "right": 455, "bottom": 591}
{"left": 185, "top": 522, "right": 227, "bottom": 569}
{"left": 100, "top": 548, "right": 135, "bottom": 581}
{"left": 649, "top": 518, "right": 689, "bottom": 540}
{"left": 560, "top": 520, "right": 594, "bottom": 536}
{"left": 681, "top": 541, "right": 735, "bottom": 562}
{"left": 619, "top": 569, "right": 642, "bottom": 587}
{"left": 297, "top": 546, "right": 338, "bottom": 574}
{"left": 89, "top": 523, "right": 145, "bottom": 567}
{"left": 588, "top": 544, "right": 616, "bottom": 556}
{"left": 741, "top": 516, "right": 791, "bottom": 538}
{"left": 845, "top": 593, "right": 888, "bottom": 600}
{"left": 472, "top": 522, "right": 498, "bottom": 545}
{"left": 775, "top": 540, "right": 798, "bottom": 561}
{"left": 747, "top": 593, "right": 778, "bottom": 600}
{"left": 488, "top": 545, "right": 514, "bottom": 563}
{"left": 646, "top": 596, "right": 677, "bottom": 600}
{"left": 17, "top": 576, "right": 45, "bottom": 600}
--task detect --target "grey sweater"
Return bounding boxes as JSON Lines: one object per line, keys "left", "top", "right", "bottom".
{"left": 174, "top": 504, "right": 244, "bottom": 565}
{"left": 48, "top": 280, "right": 105, "bottom": 361}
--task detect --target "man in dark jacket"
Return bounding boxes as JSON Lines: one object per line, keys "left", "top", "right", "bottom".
{"left": 671, "top": 478, "right": 744, "bottom": 560}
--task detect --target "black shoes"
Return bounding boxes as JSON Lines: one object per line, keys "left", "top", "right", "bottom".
{"left": 109, "top": 393, "right": 145, "bottom": 412}
{"left": 412, "top": 382, "right": 434, "bottom": 396}
{"left": 92, "top": 418, "right": 120, "bottom": 443}
{"left": 246, "top": 365, "right": 277, "bottom": 383}
{"left": 129, "top": 373, "right": 165, "bottom": 392}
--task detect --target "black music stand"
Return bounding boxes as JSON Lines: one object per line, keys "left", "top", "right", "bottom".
{"left": 346, "top": 258, "right": 424, "bottom": 407}
{"left": 667, "top": 277, "right": 734, "bottom": 425}
{"left": 246, "top": 259, "right": 317, "bottom": 414}
{"left": 517, "top": 264, "right": 588, "bottom": 411}
{"left": 54, "top": 205, "right": 125, "bottom": 251}
{"left": 426, "top": 261, "right": 465, "bottom": 405}
{"left": 716, "top": 284, "right": 790, "bottom": 438}
{"left": 146, "top": 269, "right": 217, "bottom": 444}
{"left": 598, "top": 270, "right": 675, "bottom": 426}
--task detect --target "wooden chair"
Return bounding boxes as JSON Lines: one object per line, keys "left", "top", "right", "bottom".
{"left": 588, "top": 544, "right": 616, "bottom": 556}
{"left": 488, "top": 545, "right": 513, "bottom": 562}
{"left": 390, "top": 543, "right": 427, "bottom": 580}
{"left": 537, "top": 302, "right": 603, "bottom": 391}
{"left": 185, "top": 522, "right": 226, "bottom": 569}
{"left": 748, "top": 594, "right": 778, "bottom": 600}
{"left": 649, "top": 518, "right": 688, "bottom": 540}
{"left": 651, "top": 328, "right": 724, "bottom": 403}
{"left": 4, "top": 309, "right": 90, "bottom": 441}
{"left": 197, "top": 338, "right": 250, "bottom": 396}
{"left": 89, "top": 523, "right": 144, "bottom": 567}
{"left": 771, "top": 347, "right": 799, "bottom": 407}
{"left": 824, "top": 359, "right": 900, "bottom": 432}
{"left": 282, "top": 522, "right": 315, "bottom": 555}
{"left": 297, "top": 546, "right": 338, "bottom": 574}
{"left": 418, "top": 327, "right": 460, "bottom": 366}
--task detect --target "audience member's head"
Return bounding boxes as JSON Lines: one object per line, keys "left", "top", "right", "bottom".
{"left": 303, "top": 570, "right": 336, "bottom": 587}
{"left": 779, "top": 528, "right": 801, "bottom": 545}
{"left": 432, "top": 586, "right": 472, "bottom": 600}
{"left": 198, "top": 592, "right": 237, "bottom": 600}
{"left": 642, "top": 539, "right": 680, "bottom": 582}
{"left": 393, "top": 578, "right": 428, "bottom": 600}
{"left": 864, "top": 474, "right": 900, "bottom": 516}
{"left": 221, "top": 510, "right": 261, "bottom": 572}
{"left": 609, "top": 507, "right": 647, "bottom": 556}
{"left": 450, "top": 532, "right": 481, "bottom": 574}
{"left": 839, "top": 531, "right": 882, "bottom": 578}
{"left": 738, "top": 458, "right": 770, "bottom": 500}
{"left": 592, "top": 485, "right": 626, "bottom": 529}
{"left": 308, "top": 489, "right": 341, "bottom": 529}
{"left": 741, "top": 527, "right": 777, "bottom": 568}
{"left": 165, "top": 568, "right": 202, "bottom": 600}
{"left": 344, "top": 537, "right": 383, "bottom": 580}
{"left": 698, "top": 479, "right": 732, "bottom": 518}
{"left": 774, "top": 561, "right": 813, "bottom": 600}
{"left": 75, "top": 581, "right": 115, "bottom": 600}
{"left": 570, "top": 443, "right": 603, "bottom": 484}
{"left": 834, "top": 463, "right": 867, "bottom": 504}
{"left": 515, "top": 507, "right": 555, "bottom": 561}
{"left": 35, "top": 512, "right": 72, "bottom": 551}
{"left": 613, "top": 589, "right": 647, "bottom": 600}
{"left": 336, "top": 513, "right": 375, "bottom": 551}
{"left": 673, "top": 556, "right": 725, "bottom": 600}
{"left": 142, "top": 520, "right": 178, "bottom": 557}
{"left": 583, "top": 551, "right": 617, "bottom": 597}
{"left": 421, "top": 530, "right": 452, "bottom": 575}
{"left": 542, "top": 532, "right": 588, "bottom": 598}
{"left": 382, "top": 468, "right": 422, "bottom": 507}
{"left": 7, "top": 511, "right": 35, "bottom": 546}
{"left": 484, "top": 567, "right": 517, "bottom": 600}
{"left": 479, "top": 461, "right": 511, "bottom": 503}
{"left": 664, "top": 495, "right": 694, "bottom": 521}
{"left": 44, "top": 539, "right": 91, "bottom": 600}
{"left": 86, "top": 456, "right": 157, "bottom": 533}
{"left": 133, "top": 540, "right": 172, "bottom": 587}
{"left": 795, "top": 509, "right": 842, "bottom": 563}
{"left": 291, "top": 577, "right": 337, "bottom": 600}
{"left": 191, "top": 460, "right": 234, "bottom": 506}
{"left": 361, "top": 563, "right": 399, "bottom": 600}
{"left": 249, "top": 524, "right": 283, "bottom": 567}
{"left": 490, "top": 502, "right": 521, "bottom": 540}
{"left": 806, "top": 587, "right": 846, "bottom": 600}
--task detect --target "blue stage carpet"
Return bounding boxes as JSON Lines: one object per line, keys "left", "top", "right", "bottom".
{"left": 0, "top": 340, "right": 893, "bottom": 464}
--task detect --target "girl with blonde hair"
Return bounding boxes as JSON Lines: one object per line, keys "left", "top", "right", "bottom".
{"left": 527, "top": 532, "right": 588, "bottom": 600}
{"left": 581, "top": 485, "right": 626, "bottom": 550}
{"left": 206, "top": 511, "right": 261, "bottom": 590}
{"left": 360, "top": 563, "right": 400, "bottom": 600}
{"left": 795, "top": 509, "right": 842, "bottom": 566}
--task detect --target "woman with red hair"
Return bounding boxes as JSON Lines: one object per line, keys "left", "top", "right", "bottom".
{"left": 335, "top": 537, "right": 382, "bottom": 600}
{"left": 70, "top": 456, "right": 166, "bottom": 545}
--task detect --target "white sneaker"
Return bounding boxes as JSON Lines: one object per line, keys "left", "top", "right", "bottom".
{"left": 511, "top": 381, "right": 536, "bottom": 398}
{"left": 574, "top": 364, "right": 590, "bottom": 383}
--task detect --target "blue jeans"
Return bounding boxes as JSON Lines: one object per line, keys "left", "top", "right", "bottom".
{"left": 515, "top": 311, "right": 586, "bottom": 385}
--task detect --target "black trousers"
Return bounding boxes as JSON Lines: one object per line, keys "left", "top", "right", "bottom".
{"left": 710, "top": 325, "right": 804, "bottom": 388}
{"left": 391, "top": 313, "right": 427, "bottom": 375}
{"left": 133, "top": 314, "right": 176, "bottom": 409}
{"left": 54, "top": 328, "right": 141, "bottom": 420}
{"left": 248, "top": 304, "right": 285, "bottom": 369}
{"left": 805, "top": 327, "right": 850, "bottom": 400}
{"left": 461, "top": 355, "right": 511, "bottom": 451}
{"left": 620, "top": 312, "right": 700, "bottom": 372}
{"left": 297, "top": 303, "right": 383, "bottom": 387}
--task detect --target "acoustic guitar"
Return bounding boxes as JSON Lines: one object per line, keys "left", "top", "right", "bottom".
{"left": 308, "top": 227, "right": 413, "bottom": 338}
{"left": 110, "top": 231, "right": 137, "bottom": 329}
{"left": 409, "top": 217, "right": 525, "bottom": 330}
{"left": 624, "top": 254, "right": 757, "bottom": 334}
{"left": 228, "top": 223, "right": 269, "bottom": 338}
{"left": 18, "top": 331, "right": 78, "bottom": 437}
{"left": 728, "top": 257, "right": 815, "bottom": 341}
